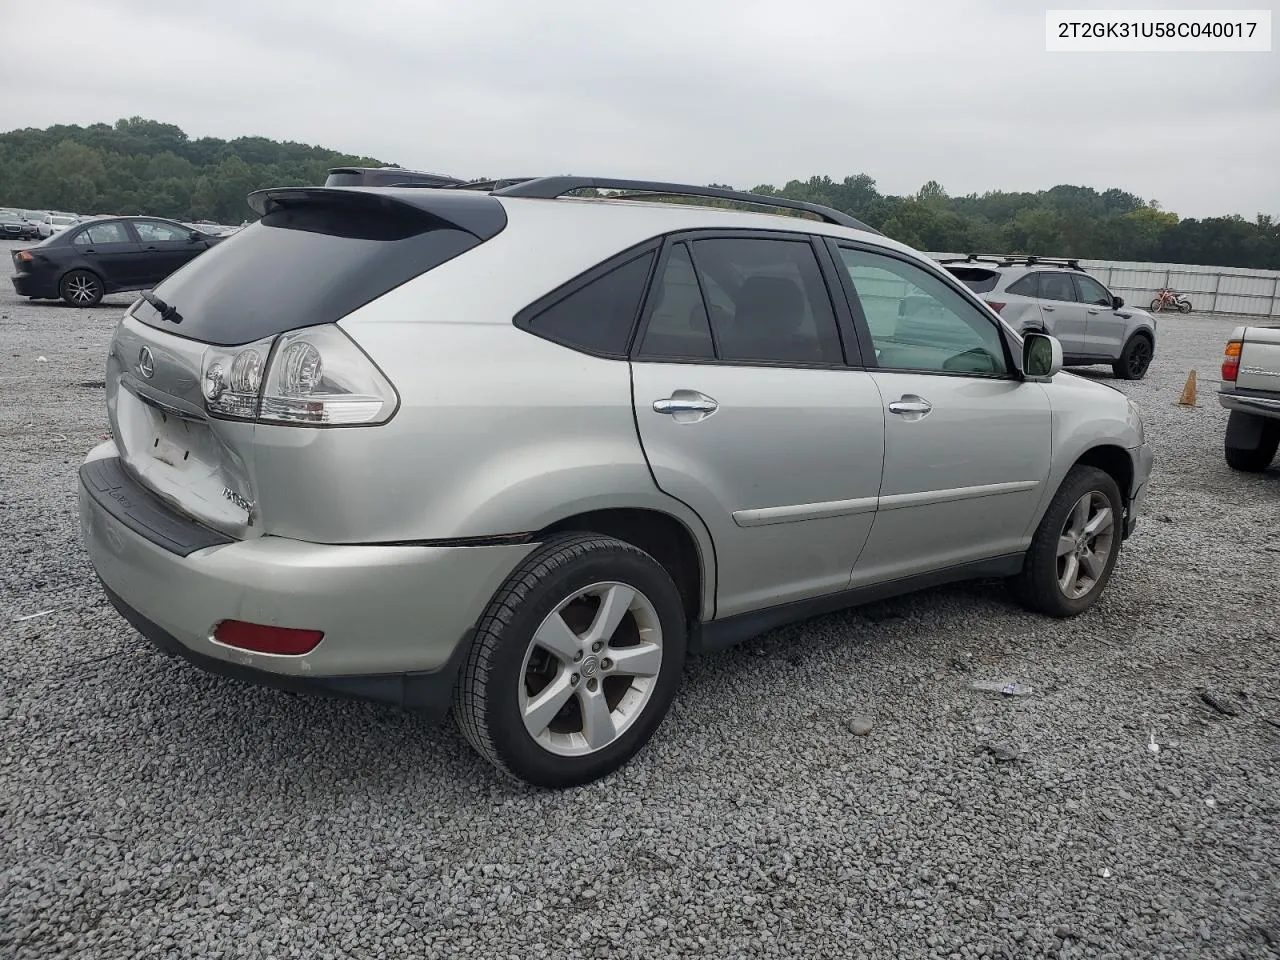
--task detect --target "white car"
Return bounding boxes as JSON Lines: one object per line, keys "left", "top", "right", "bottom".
{"left": 47, "top": 213, "right": 80, "bottom": 234}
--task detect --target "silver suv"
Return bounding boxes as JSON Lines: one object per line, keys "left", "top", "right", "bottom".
{"left": 940, "top": 255, "right": 1158, "bottom": 380}
{"left": 78, "top": 177, "right": 1154, "bottom": 787}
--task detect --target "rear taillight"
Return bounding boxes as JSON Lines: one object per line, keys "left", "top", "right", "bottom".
{"left": 213, "top": 620, "right": 324, "bottom": 655}
{"left": 200, "top": 324, "right": 397, "bottom": 426}
{"left": 16, "top": 250, "right": 33, "bottom": 263}
{"left": 1222, "top": 341, "right": 1242, "bottom": 382}
{"left": 986, "top": 301, "right": 1006, "bottom": 315}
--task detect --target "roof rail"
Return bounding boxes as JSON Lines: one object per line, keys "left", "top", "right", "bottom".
{"left": 938, "top": 253, "right": 1083, "bottom": 270}
{"left": 490, "top": 176, "right": 881, "bottom": 235}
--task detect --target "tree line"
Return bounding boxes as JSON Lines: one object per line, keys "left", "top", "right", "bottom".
{"left": 2, "top": 118, "right": 1277, "bottom": 270}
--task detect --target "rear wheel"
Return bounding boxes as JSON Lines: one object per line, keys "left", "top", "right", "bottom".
{"left": 59, "top": 269, "right": 103, "bottom": 307}
{"left": 1011, "top": 466, "right": 1123, "bottom": 618}
{"left": 1178, "top": 300, "right": 1192, "bottom": 313}
{"left": 1112, "top": 334, "right": 1153, "bottom": 380}
{"left": 453, "top": 533, "right": 687, "bottom": 788}
{"left": 1224, "top": 412, "right": 1279, "bottom": 472}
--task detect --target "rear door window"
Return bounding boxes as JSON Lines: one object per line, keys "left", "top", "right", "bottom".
{"left": 134, "top": 220, "right": 191, "bottom": 243}
{"left": 1038, "top": 272, "right": 1077, "bottom": 303}
{"left": 687, "top": 237, "right": 843, "bottom": 365}
{"left": 75, "top": 222, "right": 131, "bottom": 245}
{"left": 635, "top": 243, "right": 716, "bottom": 359}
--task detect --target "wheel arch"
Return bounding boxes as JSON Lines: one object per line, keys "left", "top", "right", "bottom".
{"left": 535, "top": 507, "right": 714, "bottom": 624}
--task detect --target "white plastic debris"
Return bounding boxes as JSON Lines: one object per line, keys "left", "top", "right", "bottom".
{"left": 971, "top": 680, "right": 1034, "bottom": 696}
{"left": 13, "top": 609, "right": 54, "bottom": 622}
{"left": 36, "top": 356, "right": 47, "bottom": 362}
{"left": 1148, "top": 731, "right": 1160, "bottom": 755}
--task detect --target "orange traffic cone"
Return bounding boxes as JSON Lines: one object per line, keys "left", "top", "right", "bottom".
{"left": 1177, "top": 369, "right": 1199, "bottom": 407}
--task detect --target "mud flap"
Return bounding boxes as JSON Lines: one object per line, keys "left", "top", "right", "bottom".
{"left": 1225, "top": 410, "right": 1269, "bottom": 451}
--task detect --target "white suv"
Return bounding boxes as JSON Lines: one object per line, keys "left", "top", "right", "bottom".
{"left": 940, "top": 256, "right": 1158, "bottom": 380}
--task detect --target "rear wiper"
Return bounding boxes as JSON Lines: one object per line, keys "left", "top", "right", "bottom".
{"left": 140, "top": 290, "right": 183, "bottom": 324}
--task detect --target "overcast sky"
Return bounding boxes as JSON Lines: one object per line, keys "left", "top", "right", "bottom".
{"left": 2, "top": 0, "right": 1277, "bottom": 218}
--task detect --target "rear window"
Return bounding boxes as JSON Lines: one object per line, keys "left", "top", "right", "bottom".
{"left": 138, "top": 194, "right": 505, "bottom": 346}
{"left": 942, "top": 266, "right": 1001, "bottom": 294}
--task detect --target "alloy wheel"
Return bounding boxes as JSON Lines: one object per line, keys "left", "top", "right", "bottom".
{"left": 1056, "top": 491, "right": 1116, "bottom": 599}
{"left": 67, "top": 274, "right": 99, "bottom": 305}
{"left": 518, "top": 581, "right": 664, "bottom": 757}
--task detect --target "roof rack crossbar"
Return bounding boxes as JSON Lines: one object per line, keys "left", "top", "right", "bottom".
{"left": 490, "top": 176, "right": 881, "bottom": 235}
{"left": 938, "top": 253, "right": 1083, "bottom": 270}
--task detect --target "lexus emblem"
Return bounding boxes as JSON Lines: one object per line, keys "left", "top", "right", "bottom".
{"left": 137, "top": 346, "right": 155, "bottom": 379}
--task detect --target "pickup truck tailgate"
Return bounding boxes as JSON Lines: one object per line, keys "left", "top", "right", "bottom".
{"left": 1237, "top": 325, "right": 1280, "bottom": 393}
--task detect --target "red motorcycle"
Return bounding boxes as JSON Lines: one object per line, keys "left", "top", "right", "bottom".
{"left": 1150, "top": 288, "right": 1193, "bottom": 313}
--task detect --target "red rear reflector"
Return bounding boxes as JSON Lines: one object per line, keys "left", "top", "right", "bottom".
{"left": 17, "top": 251, "right": 33, "bottom": 262}
{"left": 213, "top": 620, "right": 324, "bottom": 655}
{"left": 986, "top": 301, "right": 1006, "bottom": 314}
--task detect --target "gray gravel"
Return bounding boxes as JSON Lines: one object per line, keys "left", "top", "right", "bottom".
{"left": 2, "top": 236, "right": 1278, "bottom": 959}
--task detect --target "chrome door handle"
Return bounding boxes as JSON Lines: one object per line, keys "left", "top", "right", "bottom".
{"left": 1042, "top": 306, "right": 1055, "bottom": 312}
{"left": 888, "top": 395, "right": 932, "bottom": 418}
{"left": 653, "top": 390, "right": 719, "bottom": 421}
{"left": 1087, "top": 309, "right": 1101, "bottom": 315}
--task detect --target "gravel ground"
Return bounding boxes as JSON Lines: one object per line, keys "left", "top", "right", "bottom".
{"left": 2, "top": 237, "right": 1278, "bottom": 960}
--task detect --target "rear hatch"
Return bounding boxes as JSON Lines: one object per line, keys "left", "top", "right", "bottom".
{"left": 103, "top": 186, "right": 507, "bottom": 540}
{"left": 1237, "top": 325, "right": 1280, "bottom": 394}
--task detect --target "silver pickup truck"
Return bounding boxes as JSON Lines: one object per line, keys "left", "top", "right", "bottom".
{"left": 1220, "top": 324, "right": 1280, "bottom": 472}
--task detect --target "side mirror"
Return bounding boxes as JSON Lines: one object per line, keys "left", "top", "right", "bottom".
{"left": 1112, "top": 296, "right": 1124, "bottom": 310}
{"left": 1023, "top": 332, "right": 1062, "bottom": 381}
{"left": 189, "top": 231, "right": 203, "bottom": 243}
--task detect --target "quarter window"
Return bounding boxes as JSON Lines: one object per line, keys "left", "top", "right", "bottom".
{"left": 523, "top": 251, "right": 655, "bottom": 356}
{"left": 1005, "top": 274, "right": 1039, "bottom": 297}
{"left": 837, "top": 248, "right": 1008, "bottom": 376}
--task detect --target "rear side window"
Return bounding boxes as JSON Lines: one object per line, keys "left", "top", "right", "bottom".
{"left": 943, "top": 266, "right": 1000, "bottom": 294}
{"left": 689, "top": 237, "right": 842, "bottom": 365}
{"left": 521, "top": 251, "right": 656, "bottom": 357}
{"left": 138, "top": 193, "right": 505, "bottom": 346}
{"left": 636, "top": 244, "right": 715, "bottom": 359}
{"left": 75, "top": 222, "right": 130, "bottom": 245}
{"left": 1005, "top": 274, "right": 1039, "bottom": 297}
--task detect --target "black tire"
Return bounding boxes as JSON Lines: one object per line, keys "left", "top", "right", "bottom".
{"left": 1178, "top": 301, "right": 1192, "bottom": 313}
{"left": 1011, "top": 466, "right": 1124, "bottom": 618}
{"left": 59, "top": 269, "right": 103, "bottom": 307}
{"left": 1224, "top": 416, "right": 1279, "bottom": 472}
{"left": 1149, "top": 299, "right": 1163, "bottom": 312}
{"left": 1112, "top": 334, "right": 1153, "bottom": 380}
{"left": 453, "top": 533, "right": 687, "bottom": 788}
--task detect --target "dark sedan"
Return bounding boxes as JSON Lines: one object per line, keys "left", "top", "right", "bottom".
{"left": 10, "top": 216, "right": 225, "bottom": 306}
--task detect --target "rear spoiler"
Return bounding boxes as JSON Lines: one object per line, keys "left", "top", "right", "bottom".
{"left": 246, "top": 186, "right": 507, "bottom": 239}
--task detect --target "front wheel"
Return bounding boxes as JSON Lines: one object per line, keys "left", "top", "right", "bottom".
{"left": 1149, "top": 299, "right": 1164, "bottom": 312}
{"left": 59, "top": 269, "right": 103, "bottom": 307}
{"left": 454, "top": 533, "right": 687, "bottom": 788}
{"left": 1112, "top": 334, "right": 1153, "bottom": 380}
{"left": 1011, "top": 466, "right": 1124, "bottom": 618}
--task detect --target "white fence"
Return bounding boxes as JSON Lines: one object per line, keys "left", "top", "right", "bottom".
{"left": 926, "top": 254, "right": 1280, "bottom": 319}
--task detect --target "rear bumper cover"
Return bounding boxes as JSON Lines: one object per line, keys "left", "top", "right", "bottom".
{"left": 10, "top": 273, "right": 55, "bottom": 297}
{"left": 79, "top": 442, "right": 536, "bottom": 715}
{"left": 102, "top": 582, "right": 472, "bottom": 720}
